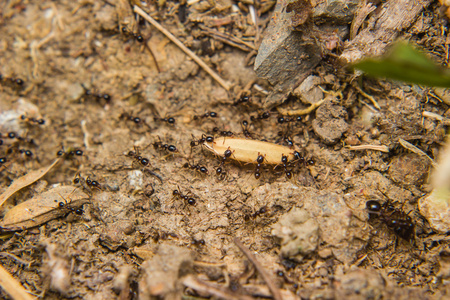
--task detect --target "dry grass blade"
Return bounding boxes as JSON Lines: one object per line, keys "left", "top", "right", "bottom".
{"left": 0, "top": 158, "right": 61, "bottom": 208}
{"left": 234, "top": 238, "right": 282, "bottom": 300}
{"left": 347, "top": 144, "right": 389, "bottom": 152}
{"left": 133, "top": 5, "right": 231, "bottom": 91}
{"left": 0, "top": 263, "right": 36, "bottom": 300}
{"left": 277, "top": 99, "right": 326, "bottom": 116}
{"left": 182, "top": 275, "right": 254, "bottom": 300}
{"left": 398, "top": 138, "right": 437, "bottom": 167}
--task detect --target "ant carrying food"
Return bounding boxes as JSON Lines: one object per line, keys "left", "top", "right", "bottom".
{"left": 366, "top": 199, "right": 415, "bottom": 242}
{"left": 190, "top": 134, "right": 214, "bottom": 148}
{"left": 173, "top": 186, "right": 196, "bottom": 206}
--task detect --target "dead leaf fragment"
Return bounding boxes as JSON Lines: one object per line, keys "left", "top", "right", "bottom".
{"left": 0, "top": 158, "right": 61, "bottom": 208}
{"left": 0, "top": 185, "right": 89, "bottom": 231}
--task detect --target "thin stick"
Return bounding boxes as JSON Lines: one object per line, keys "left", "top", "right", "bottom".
{"left": 234, "top": 238, "right": 282, "bottom": 300}
{"left": 0, "top": 263, "right": 36, "bottom": 300}
{"left": 134, "top": 6, "right": 231, "bottom": 91}
{"left": 182, "top": 275, "right": 253, "bottom": 300}
{"left": 277, "top": 98, "right": 326, "bottom": 116}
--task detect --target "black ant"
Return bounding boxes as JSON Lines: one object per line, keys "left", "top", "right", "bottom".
{"left": 190, "top": 134, "right": 214, "bottom": 148}
{"left": 0, "top": 132, "right": 34, "bottom": 145}
{"left": 154, "top": 116, "right": 175, "bottom": 125}
{"left": 120, "top": 25, "right": 160, "bottom": 72}
{"left": 254, "top": 153, "right": 266, "bottom": 179}
{"left": 20, "top": 115, "right": 45, "bottom": 126}
{"left": 250, "top": 111, "right": 270, "bottom": 122}
{"left": 0, "top": 74, "right": 24, "bottom": 90}
{"left": 191, "top": 238, "right": 206, "bottom": 247}
{"left": 81, "top": 84, "right": 111, "bottom": 104}
{"left": 153, "top": 137, "right": 178, "bottom": 154}
{"left": 233, "top": 94, "right": 251, "bottom": 106}
{"left": 73, "top": 173, "right": 102, "bottom": 190}
{"left": 121, "top": 26, "right": 145, "bottom": 43}
{"left": 366, "top": 199, "right": 415, "bottom": 242}
{"left": 212, "top": 127, "right": 234, "bottom": 137}
{"left": 293, "top": 151, "right": 314, "bottom": 166}
{"left": 241, "top": 120, "right": 252, "bottom": 138}
{"left": 274, "top": 154, "right": 293, "bottom": 179}
{"left": 55, "top": 199, "right": 84, "bottom": 216}
{"left": 119, "top": 113, "right": 151, "bottom": 129}
{"left": 173, "top": 186, "right": 196, "bottom": 206}
{"left": 193, "top": 111, "right": 218, "bottom": 120}
{"left": 56, "top": 147, "right": 83, "bottom": 158}
{"left": 126, "top": 146, "right": 150, "bottom": 167}
{"left": 277, "top": 115, "right": 302, "bottom": 124}
{"left": 183, "top": 160, "right": 208, "bottom": 175}
{"left": 244, "top": 206, "right": 268, "bottom": 221}
{"left": 215, "top": 147, "right": 234, "bottom": 179}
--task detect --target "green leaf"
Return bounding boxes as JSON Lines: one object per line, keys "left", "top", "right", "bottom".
{"left": 352, "top": 42, "right": 450, "bottom": 88}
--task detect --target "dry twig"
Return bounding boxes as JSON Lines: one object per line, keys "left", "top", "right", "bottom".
{"left": 0, "top": 263, "right": 36, "bottom": 300}
{"left": 134, "top": 6, "right": 231, "bottom": 91}
{"left": 234, "top": 238, "right": 282, "bottom": 300}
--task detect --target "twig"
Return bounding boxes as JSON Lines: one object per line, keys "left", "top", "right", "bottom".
{"left": 133, "top": 6, "right": 231, "bottom": 91}
{"left": 181, "top": 275, "right": 253, "bottom": 300}
{"left": 198, "top": 25, "right": 256, "bottom": 52}
{"left": 354, "top": 85, "right": 381, "bottom": 110}
{"left": 233, "top": 238, "right": 282, "bottom": 300}
{"left": 398, "top": 138, "right": 437, "bottom": 168}
{"left": 277, "top": 99, "right": 326, "bottom": 116}
{"left": 346, "top": 144, "right": 389, "bottom": 153}
{"left": 0, "top": 263, "right": 36, "bottom": 300}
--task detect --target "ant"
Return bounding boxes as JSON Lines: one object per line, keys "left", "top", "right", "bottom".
{"left": 274, "top": 154, "right": 293, "bottom": 179}
{"left": 277, "top": 115, "right": 302, "bottom": 124}
{"left": 212, "top": 127, "right": 234, "bottom": 137}
{"left": 73, "top": 173, "right": 102, "bottom": 190}
{"left": 191, "top": 238, "right": 206, "bottom": 247}
{"left": 81, "top": 84, "right": 111, "bottom": 104}
{"left": 126, "top": 146, "right": 150, "bottom": 167}
{"left": 183, "top": 160, "right": 208, "bottom": 175}
{"left": 20, "top": 115, "right": 45, "bottom": 126}
{"left": 153, "top": 137, "right": 178, "bottom": 154}
{"left": 366, "top": 199, "right": 415, "bottom": 242}
{"left": 254, "top": 153, "right": 266, "bottom": 179}
{"left": 190, "top": 134, "right": 214, "bottom": 148}
{"left": 120, "top": 25, "right": 160, "bottom": 73}
{"left": 250, "top": 111, "right": 270, "bottom": 122}
{"left": 0, "top": 74, "right": 24, "bottom": 90}
{"left": 293, "top": 151, "right": 314, "bottom": 166}
{"left": 0, "top": 132, "right": 34, "bottom": 145}
{"left": 233, "top": 94, "right": 251, "bottom": 106}
{"left": 215, "top": 147, "right": 234, "bottom": 179}
{"left": 241, "top": 120, "right": 252, "bottom": 138}
{"left": 121, "top": 26, "right": 144, "bottom": 43}
{"left": 55, "top": 198, "right": 84, "bottom": 216}
{"left": 193, "top": 111, "right": 218, "bottom": 120}
{"left": 119, "top": 113, "right": 151, "bottom": 129}
{"left": 56, "top": 147, "right": 83, "bottom": 158}
{"left": 244, "top": 206, "right": 268, "bottom": 221}
{"left": 173, "top": 186, "right": 196, "bottom": 206}
{"left": 154, "top": 116, "right": 175, "bottom": 125}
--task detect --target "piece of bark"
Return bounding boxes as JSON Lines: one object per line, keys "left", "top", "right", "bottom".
{"left": 340, "top": 0, "right": 433, "bottom": 64}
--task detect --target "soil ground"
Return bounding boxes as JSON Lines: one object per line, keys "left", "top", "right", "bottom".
{"left": 1, "top": 1, "right": 450, "bottom": 299}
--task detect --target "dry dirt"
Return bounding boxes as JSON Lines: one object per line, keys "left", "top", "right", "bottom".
{"left": 1, "top": 1, "right": 450, "bottom": 299}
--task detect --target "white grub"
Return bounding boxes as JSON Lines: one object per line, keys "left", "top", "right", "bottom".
{"left": 203, "top": 137, "right": 296, "bottom": 165}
